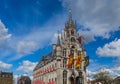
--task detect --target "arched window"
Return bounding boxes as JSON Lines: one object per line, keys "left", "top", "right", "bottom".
{"left": 63, "top": 59, "right": 67, "bottom": 68}
{"left": 63, "top": 49, "right": 67, "bottom": 68}
{"left": 63, "top": 49, "right": 66, "bottom": 57}
{"left": 63, "top": 70, "right": 67, "bottom": 84}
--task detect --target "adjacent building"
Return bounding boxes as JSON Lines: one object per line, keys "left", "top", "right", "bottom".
{"left": 33, "top": 10, "right": 89, "bottom": 84}
{"left": 0, "top": 71, "right": 13, "bottom": 84}
{"left": 17, "top": 76, "right": 31, "bottom": 84}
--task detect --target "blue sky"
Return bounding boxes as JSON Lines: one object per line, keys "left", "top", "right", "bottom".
{"left": 0, "top": 0, "right": 120, "bottom": 81}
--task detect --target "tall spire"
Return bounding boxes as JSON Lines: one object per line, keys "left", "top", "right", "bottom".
{"left": 68, "top": 0, "right": 73, "bottom": 24}
{"left": 68, "top": 8, "right": 73, "bottom": 24}
{"left": 69, "top": 9, "right": 72, "bottom": 23}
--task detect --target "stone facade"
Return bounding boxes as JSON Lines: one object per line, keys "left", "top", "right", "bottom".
{"left": 33, "top": 10, "right": 89, "bottom": 84}
{"left": 0, "top": 71, "right": 13, "bottom": 84}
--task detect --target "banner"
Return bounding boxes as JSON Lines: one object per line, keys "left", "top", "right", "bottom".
{"left": 66, "top": 53, "right": 74, "bottom": 66}
{"left": 75, "top": 54, "right": 82, "bottom": 68}
{"left": 84, "top": 56, "right": 89, "bottom": 67}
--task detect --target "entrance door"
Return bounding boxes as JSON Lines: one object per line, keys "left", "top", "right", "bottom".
{"left": 76, "top": 77, "right": 80, "bottom": 84}
{"left": 70, "top": 77, "right": 74, "bottom": 84}
{"left": 76, "top": 76, "right": 83, "bottom": 84}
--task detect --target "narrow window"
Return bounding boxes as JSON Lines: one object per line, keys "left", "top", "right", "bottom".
{"left": 63, "top": 70, "right": 67, "bottom": 84}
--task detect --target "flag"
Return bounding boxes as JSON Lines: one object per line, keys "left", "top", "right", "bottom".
{"left": 66, "top": 53, "right": 74, "bottom": 66}
{"left": 75, "top": 54, "right": 82, "bottom": 68}
{"left": 84, "top": 56, "right": 89, "bottom": 67}
{"left": 77, "top": 36, "right": 83, "bottom": 45}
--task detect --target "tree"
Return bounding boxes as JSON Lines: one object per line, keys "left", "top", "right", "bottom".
{"left": 93, "top": 71, "right": 114, "bottom": 84}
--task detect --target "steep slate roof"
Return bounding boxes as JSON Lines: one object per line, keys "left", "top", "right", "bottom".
{"left": 34, "top": 51, "right": 56, "bottom": 71}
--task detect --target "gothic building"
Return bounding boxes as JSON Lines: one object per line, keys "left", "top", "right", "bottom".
{"left": 0, "top": 71, "right": 13, "bottom": 84}
{"left": 33, "top": 10, "right": 89, "bottom": 84}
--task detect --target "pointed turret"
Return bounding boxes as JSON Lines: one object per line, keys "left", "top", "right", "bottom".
{"left": 41, "top": 52, "right": 47, "bottom": 65}
{"left": 57, "top": 31, "right": 61, "bottom": 46}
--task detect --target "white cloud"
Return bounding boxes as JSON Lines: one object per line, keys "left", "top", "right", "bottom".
{"left": 0, "top": 12, "right": 66, "bottom": 61}
{"left": 0, "top": 61, "right": 12, "bottom": 70}
{"left": 89, "top": 59, "right": 97, "bottom": 63}
{"left": 17, "top": 60, "right": 37, "bottom": 73}
{"left": 96, "top": 39, "right": 120, "bottom": 57}
{"left": 0, "top": 20, "right": 14, "bottom": 61}
{"left": 10, "top": 13, "right": 66, "bottom": 60}
{"left": 51, "top": 32, "right": 63, "bottom": 44}
{"left": 0, "top": 20, "right": 12, "bottom": 45}
{"left": 87, "top": 69, "right": 96, "bottom": 77}
{"left": 17, "top": 41, "right": 38, "bottom": 55}
{"left": 113, "top": 65, "right": 120, "bottom": 71}
{"left": 60, "top": 0, "right": 120, "bottom": 41}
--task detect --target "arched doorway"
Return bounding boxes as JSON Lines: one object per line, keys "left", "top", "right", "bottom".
{"left": 76, "top": 76, "right": 80, "bottom": 84}
{"left": 69, "top": 76, "right": 74, "bottom": 84}
{"left": 76, "top": 76, "right": 83, "bottom": 84}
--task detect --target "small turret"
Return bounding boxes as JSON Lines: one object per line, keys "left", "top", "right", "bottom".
{"left": 41, "top": 53, "right": 47, "bottom": 65}
{"left": 56, "top": 46, "right": 61, "bottom": 57}
{"left": 54, "top": 32, "right": 61, "bottom": 61}
{"left": 57, "top": 31, "right": 61, "bottom": 46}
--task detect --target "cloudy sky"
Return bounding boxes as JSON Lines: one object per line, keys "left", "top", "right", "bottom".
{"left": 0, "top": 0, "right": 120, "bottom": 81}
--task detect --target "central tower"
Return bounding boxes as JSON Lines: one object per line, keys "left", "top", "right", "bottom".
{"left": 57, "top": 9, "right": 89, "bottom": 84}
{"left": 33, "top": 9, "right": 89, "bottom": 84}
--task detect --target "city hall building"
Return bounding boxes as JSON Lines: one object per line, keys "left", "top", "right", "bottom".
{"left": 33, "top": 10, "right": 89, "bottom": 84}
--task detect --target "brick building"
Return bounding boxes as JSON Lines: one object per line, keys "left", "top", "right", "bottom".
{"left": 0, "top": 71, "right": 13, "bottom": 84}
